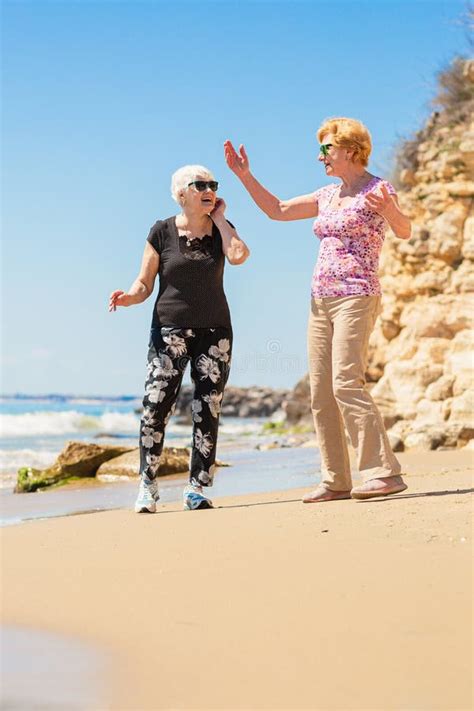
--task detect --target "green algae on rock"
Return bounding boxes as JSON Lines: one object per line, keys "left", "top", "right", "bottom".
{"left": 15, "top": 441, "right": 134, "bottom": 493}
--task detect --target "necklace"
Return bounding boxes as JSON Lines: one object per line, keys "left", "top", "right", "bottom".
{"left": 330, "top": 174, "right": 373, "bottom": 209}
{"left": 186, "top": 236, "right": 203, "bottom": 247}
{"left": 178, "top": 215, "right": 212, "bottom": 246}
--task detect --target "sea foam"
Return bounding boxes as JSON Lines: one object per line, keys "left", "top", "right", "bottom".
{"left": 0, "top": 411, "right": 140, "bottom": 438}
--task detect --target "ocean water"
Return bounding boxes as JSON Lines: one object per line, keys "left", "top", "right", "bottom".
{"left": 0, "top": 395, "right": 271, "bottom": 490}
{"left": 0, "top": 395, "right": 321, "bottom": 526}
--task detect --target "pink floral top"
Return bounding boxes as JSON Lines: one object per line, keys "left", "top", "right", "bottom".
{"left": 311, "top": 176, "right": 396, "bottom": 298}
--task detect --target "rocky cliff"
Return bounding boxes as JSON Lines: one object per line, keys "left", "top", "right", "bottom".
{"left": 283, "top": 58, "right": 474, "bottom": 450}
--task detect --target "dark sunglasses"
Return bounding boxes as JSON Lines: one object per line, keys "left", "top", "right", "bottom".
{"left": 188, "top": 180, "right": 219, "bottom": 192}
{"left": 319, "top": 143, "right": 333, "bottom": 157}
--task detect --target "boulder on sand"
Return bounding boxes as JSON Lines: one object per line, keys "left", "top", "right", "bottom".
{"left": 96, "top": 447, "right": 191, "bottom": 479}
{"left": 15, "top": 441, "right": 134, "bottom": 493}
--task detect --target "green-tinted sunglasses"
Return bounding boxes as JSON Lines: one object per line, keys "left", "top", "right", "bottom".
{"left": 319, "top": 143, "right": 333, "bottom": 157}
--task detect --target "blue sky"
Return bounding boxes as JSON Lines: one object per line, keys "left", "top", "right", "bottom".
{"left": 2, "top": 0, "right": 468, "bottom": 395}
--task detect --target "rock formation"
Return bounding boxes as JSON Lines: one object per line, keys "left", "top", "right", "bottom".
{"left": 15, "top": 441, "right": 190, "bottom": 492}
{"left": 96, "top": 447, "right": 190, "bottom": 479}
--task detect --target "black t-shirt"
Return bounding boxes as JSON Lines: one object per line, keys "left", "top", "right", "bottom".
{"left": 147, "top": 216, "right": 232, "bottom": 329}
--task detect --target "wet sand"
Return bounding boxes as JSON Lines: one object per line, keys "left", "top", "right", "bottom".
{"left": 2, "top": 449, "right": 473, "bottom": 710}
{"left": 1, "top": 447, "right": 321, "bottom": 526}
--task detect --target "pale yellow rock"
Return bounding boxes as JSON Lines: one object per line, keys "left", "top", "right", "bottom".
{"left": 445, "top": 181, "right": 474, "bottom": 197}
{"left": 387, "top": 420, "right": 414, "bottom": 439}
{"left": 427, "top": 206, "right": 467, "bottom": 263}
{"left": 404, "top": 428, "right": 444, "bottom": 450}
{"left": 442, "top": 397, "right": 453, "bottom": 421}
{"left": 453, "top": 372, "right": 472, "bottom": 397}
{"left": 448, "top": 389, "right": 474, "bottom": 426}
{"left": 459, "top": 130, "right": 474, "bottom": 176}
{"left": 411, "top": 265, "right": 452, "bottom": 294}
{"left": 450, "top": 259, "right": 474, "bottom": 293}
{"left": 396, "top": 226, "right": 429, "bottom": 258}
{"left": 415, "top": 337, "right": 452, "bottom": 364}
{"left": 385, "top": 329, "right": 419, "bottom": 362}
{"left": 379, "top": 274, "right": 417, "bottom": 298}
{"left": 462, "top": 214, "right": 474, "bottom": 260}
{"left": 425, "top": 374, "right": 455, "bottom": 401}
{"left": 377, "top": 297, "right": 402, "bottom": 341}
{"left": 424, "top": 195, "right": 454, "bottom": 217}
{"left": 415, "top": 398, "right": 446, "bottom": 425}
{"left": 443, "top": 329, "right": 474, "bottom": 379}
{"left": 370, "top": 376, "right": 397, "bottom": 413}
{"left": 372, "top": 360, "right": 444, "bottom": 419}
{"left": 398, "top": 295, "right": 473, "bottom": 338}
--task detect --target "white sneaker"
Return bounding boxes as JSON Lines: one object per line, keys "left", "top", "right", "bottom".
{"left": 134, "top": 477, "right": 160, "bottom": 513}
{"left": 183, "top": 484, "right": 213, "bottom": 511}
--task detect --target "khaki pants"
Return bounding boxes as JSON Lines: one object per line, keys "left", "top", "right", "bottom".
{"left": 307, "top": 295, "right": 401, "bottom": 491}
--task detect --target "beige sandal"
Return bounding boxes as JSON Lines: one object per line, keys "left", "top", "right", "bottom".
{"left": 351, "top": 476, "right": 407, "bottom": 500}
{"left": 302, "top": 485, "right": 352, "bottom": 503}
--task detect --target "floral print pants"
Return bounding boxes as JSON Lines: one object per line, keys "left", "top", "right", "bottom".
{"left": 139, "top": 326, "right": 232, "bottom": 487}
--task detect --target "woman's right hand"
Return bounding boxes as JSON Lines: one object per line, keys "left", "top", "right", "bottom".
{"left": 224, "top": 140, "right": 250, "bottom": 178}
{"left": 108, "top": 290, "right": 133, "bottom": 312}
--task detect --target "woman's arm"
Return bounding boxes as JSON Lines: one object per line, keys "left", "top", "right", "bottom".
{"left": 211, "top": 199, "right": 250, "bottom": 266}
{"left": 224, "top": 140, "right": 318, "bottom": 221}
{"left": 364, "top": 184, "right": 411, "bottom": 240}
{"left": 109, "top": 242, "right": 159, "bottom": 311}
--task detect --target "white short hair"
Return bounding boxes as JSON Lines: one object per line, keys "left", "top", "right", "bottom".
{"left": 171, "top": 164, "right": 215, "bottom": 204}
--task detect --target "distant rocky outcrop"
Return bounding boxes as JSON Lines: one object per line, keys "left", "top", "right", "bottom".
{"left": 173, "top": 385, "right": 289, "bottom": 421}
{"left": 283, "top": 58, "right": 474, "bottom": 451}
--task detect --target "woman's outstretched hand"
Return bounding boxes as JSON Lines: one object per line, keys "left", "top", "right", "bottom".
{"left": 108, "top": 290, "right": 133, "bottom": 312}
{"left": 224, "top": 140, "right": 250, "bottom": 178}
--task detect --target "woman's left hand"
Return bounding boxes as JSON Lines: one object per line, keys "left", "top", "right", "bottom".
{"left": 210, "top": 197, "right": 227, "bottom": 221}
{"left": 364, "top": 184, "right": 396, "bottom": 219}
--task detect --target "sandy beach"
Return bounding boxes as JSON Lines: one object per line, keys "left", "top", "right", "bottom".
{"left": 2, "top": 448, "right": 473, "bottom": 710}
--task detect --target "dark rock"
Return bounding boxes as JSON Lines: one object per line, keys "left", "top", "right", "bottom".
{"left": 281, "top": 375, "right": 311, "bottom": 424}
{"left": 135, "top": 385, "right": 288, "bottom": 419}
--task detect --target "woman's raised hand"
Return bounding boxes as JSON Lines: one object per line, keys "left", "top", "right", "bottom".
{"left": 210, "top": 197, "right": 227, "bottom": 220}
{"left": 108, "top": 290, "right": 133, "bottom": 312}
{"left": 364, "top": 183, "right": 396, "bottom": 219}
{"left": 224, "top": 140, "right": 250, "bottom": 178}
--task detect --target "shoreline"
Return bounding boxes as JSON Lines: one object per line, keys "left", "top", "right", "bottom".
{"left": 0, "top": 445, "right": 322, "bottom": 526}
{"left": 2, "top": 448, "right": 473, "bottom": 710}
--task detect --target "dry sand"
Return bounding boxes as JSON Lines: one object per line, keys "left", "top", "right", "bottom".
{"left": 2, "top": 449, "right": 473, "bottom": 710}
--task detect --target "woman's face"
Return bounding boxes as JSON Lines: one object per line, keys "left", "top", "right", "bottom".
{"left": 181, "top": 175, "right": 218, "bottom": 214}
{"left": 318, "top": 134, "right": 354, "bottom": 177}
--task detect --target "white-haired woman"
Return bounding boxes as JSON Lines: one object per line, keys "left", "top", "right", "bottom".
{"left": 225, "top": 118, "right": 411, "bottom": 502}
{"left": 109, "top": 165, "right": 250, "bottom": 512}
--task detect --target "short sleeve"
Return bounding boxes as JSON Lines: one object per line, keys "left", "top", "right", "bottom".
{"left": 313, "top": 184, "right": 332, "bottom": 209}
{"left": 146, "top": 220, "right": 164, "bottom": 254}
{"left": 213, "top": 218, "right": 235, "bottom": 233}
{"left": 379, "top": 179, "right": 396, "bottom": 195}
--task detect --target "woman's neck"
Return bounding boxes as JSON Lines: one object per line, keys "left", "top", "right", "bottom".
{"left": 177, "top": 210, "right": 212, "bottom": 236}
{"left": 338, "top": 167, "right": 371, "bottom": 194}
